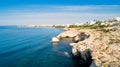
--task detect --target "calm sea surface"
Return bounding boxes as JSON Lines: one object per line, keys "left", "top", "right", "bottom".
{"left": 0, "top": 26, "right": 73, "bottom": 67}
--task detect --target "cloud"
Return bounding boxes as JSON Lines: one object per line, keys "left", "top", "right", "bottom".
{"left": 0, "top": 5, "right": 120, "bottom": 25}
{"left": 0, "top": 12, "right": 120, "bottom": 25}
{"left": 1, "top": 5, "right": 120, "bottom": 13}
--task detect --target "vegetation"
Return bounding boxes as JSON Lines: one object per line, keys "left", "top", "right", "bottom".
{"left": 107, "top": 19, "right": 118, "bottom": 23}
{"left": 53, "top": 18, "right": 119, "bottom": 29}
{"left": 95, "top": 20, "right": 103, "bottom": 26}
{"left": 109, "top": 39, "right": 120, "bottom": 44}
{"left": 69, "top": 25, "right": 106, "bottom": 29}
{"left": 53, "top": 25, "right": 65, "bottom": 28}
{"left": 68, "top": 20, "right": 107, "bottom": 29}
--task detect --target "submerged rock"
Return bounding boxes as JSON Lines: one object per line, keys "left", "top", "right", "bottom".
{"left": 55, "top": 50, "right": 70, "bottom": 57}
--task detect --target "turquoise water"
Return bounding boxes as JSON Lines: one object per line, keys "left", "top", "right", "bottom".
{"left": 0, "top": 26, "right": 73, "bottom": 67}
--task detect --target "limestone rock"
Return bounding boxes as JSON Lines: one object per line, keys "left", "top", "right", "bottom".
{"left": 73, "top": 32, "right": 90, "bottom": 42}
{"left": 51, "top": 37, "right": 59, "bottom": 43}
{"left": 57, "top": 29, "right": 80, "bottom": 39}
{"left": 71, "top": 28, "right": 120, "bottom": 67}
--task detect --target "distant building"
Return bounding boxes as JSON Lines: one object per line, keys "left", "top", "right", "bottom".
{"left": 114, "top": 17, "right": 120, "bottom": 21}
{"left": 74, "top": 23, "right": 85, "bottom": 26}
{"left": 101, "top": 22, "right": 105, "bottom": 25}
{"left": 89, "top": 21, "right": 96, "bottom": 25}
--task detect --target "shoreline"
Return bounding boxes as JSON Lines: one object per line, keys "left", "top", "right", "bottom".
{"left": 52, "top": 27, "right": 120, "bottom": 67}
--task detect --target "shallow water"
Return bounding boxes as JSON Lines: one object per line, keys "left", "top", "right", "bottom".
{"left": 0, "top": 26, "right": 73, "bottom": 67}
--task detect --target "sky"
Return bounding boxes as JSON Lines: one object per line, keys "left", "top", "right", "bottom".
{"left": 0, "top": 0, "right": 120, "bottom": 25}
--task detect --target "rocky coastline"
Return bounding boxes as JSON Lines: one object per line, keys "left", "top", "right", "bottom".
{"left": 52, "top": 28, "right": 120, "bottom": 67}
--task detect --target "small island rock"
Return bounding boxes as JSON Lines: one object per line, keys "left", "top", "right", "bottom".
{"left": 51, "top": 37, "right": 60, "bottom": 43}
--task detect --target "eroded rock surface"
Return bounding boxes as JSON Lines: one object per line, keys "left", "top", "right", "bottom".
{"left": 53, "top": 28, "right": 120, "bottom": 67}
{"left": 73, "top": 32, "right": 90, "bottom": 43}
{"left": 57, "top": 28, "right": 80, "bottom": 39}
{"left": 70, "top": 29, "right": 120, "bottom": 67}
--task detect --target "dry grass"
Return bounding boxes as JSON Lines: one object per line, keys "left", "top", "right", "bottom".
{"left": 108, "top": 39, "right": 120, "bottom": 44}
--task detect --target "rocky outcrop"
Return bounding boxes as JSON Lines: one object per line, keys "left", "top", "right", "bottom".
{"left": 52, "top": 28, "right": 79, "bottom": 43}
{"left": 52, "top": 27, "right": 120, "bottom": 67}
{"left": 51, "top": 37, "right": 60, "bottom": 43}
{"left": 57, "top": 28, "right": 80, "bottom": 39}
{"left": 70, "top": 29, "right": 120, "bottom": 67}
{"left": 91, "top": 44, "right": 120, "bottom": 67}
{"left": 73, "top": 32, "right": 90, "bottom": 43}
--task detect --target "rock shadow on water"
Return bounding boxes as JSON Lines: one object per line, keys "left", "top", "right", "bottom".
{"left": 52, "top": 42, "right": 59, "bottom": 45}
{"left": 72, "top": 49, "right": 96, "bottom": 67}
{"left": 52, "top": 38, "right": 73, "bottom": 57}
{"left": 52, "top": 38, "right": 96, "bottom": 67}
{"left": 54, "top": 50, "right": 70, "bottom": 57}
{"left": 60, "top": 38, "right": 74, "bottom": 43}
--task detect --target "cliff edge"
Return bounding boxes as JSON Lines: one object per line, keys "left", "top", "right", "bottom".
{"left": 70, "top": 28, "right": 120, "bottom": 67}
{"left": 55, "top": 28, "right": 120, "bottom": 67}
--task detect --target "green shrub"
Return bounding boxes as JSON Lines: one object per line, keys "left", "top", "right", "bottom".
{"left": 53, "top": 25, "right": 65, "bottom": 28}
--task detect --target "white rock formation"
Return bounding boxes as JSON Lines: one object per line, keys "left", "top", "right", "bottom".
{"left": 51, "top": 37, "right": 60, "bottom": 43}
{"left": 57, "top": 28, "right": 80, "bottom": 39}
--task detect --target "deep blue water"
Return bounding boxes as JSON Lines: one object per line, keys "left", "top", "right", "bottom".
{"left": 0, "top": 26, "right": 73, "bottom": 67}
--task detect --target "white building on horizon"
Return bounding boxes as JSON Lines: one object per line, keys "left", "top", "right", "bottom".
{"left": 74, "top": 23, "right": 85, "bottom": 26}
{"left": 88, "top": 21, "right": 96, "bottom": 25}
{"left": 114, "top": 17, "right": 120, "bottom": 21}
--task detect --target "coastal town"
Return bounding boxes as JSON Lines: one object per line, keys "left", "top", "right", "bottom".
{"left": 21, "top": 17, "right": 120, "bottom": 28}
{"left": 51, "top": 17, "right": 120, "bottom": 67}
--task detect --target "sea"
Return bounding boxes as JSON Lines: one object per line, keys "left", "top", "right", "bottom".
{"left": 0, "top": 26, "right": 74, "bottom": 67}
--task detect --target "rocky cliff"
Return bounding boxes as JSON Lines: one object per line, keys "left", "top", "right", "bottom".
{"left": 56, "top": 28, "right": 120, "bottom": 67}
{"left": 71, "top": 28, "right": 120, "bottom": 67}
